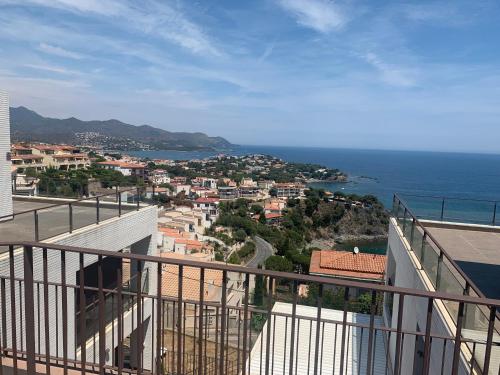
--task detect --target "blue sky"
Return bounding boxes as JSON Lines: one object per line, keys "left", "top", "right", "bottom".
{"left": 0, "top": 0, "right": 499, "bottom": 153}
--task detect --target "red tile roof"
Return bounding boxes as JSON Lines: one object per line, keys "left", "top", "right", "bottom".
{"left": 309, "top": 250, "right": 386, "bottom": 282}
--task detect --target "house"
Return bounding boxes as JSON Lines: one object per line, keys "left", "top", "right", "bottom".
{"left": 148, "top": 169, "right": 170, "bottom": 185}
{"left": 309, "top": 249, "right": 386, "bottom": 284}
{"left": 218, "top": 186, "right": 239, "bottom": 200}
{"left": 192, "top": 177, "right": 217, "bottom": 189}
{"left": 255, "top": 212, "right": 283, "bottom": 225}
{"left": 194, "top": 197, "right": 220, "bottom": 226}
{"left": 171, "top": 176, "right": 187, "bottom": 184}
{"left": 171, "top": 183, "right": 191, "bottom": 196}
{"left": 96, "top": 160, "right": 146, "bottom": 179}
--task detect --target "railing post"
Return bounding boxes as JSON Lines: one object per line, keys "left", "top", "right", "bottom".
{"left": 69, "top": 203, "right": 73, "bottom": 233}
{"left": 118, "top": 192, "right": 122, "bottom": 217}
{"left": 440, "top": 198, "right": 445, "bottom": 221}
{"left": 402, "top": 208, "right": 407, "bottom": 232}
{"left": 115, "top": 185, "right": 119, "bottom": 202}
{"left": 96, "top": 196, "right": 100, "bottom": 224}
{"left": 492, "top": 202, "right": 497, "bottom": 226}
{"left": 23, "top": 245, "right": 36, "bottom": 374}
{"left": 34, "top": 209, "right": 39, "bottom": 241}
{"left": 436, "top": 251, "right": 443, "bottom": 289}
{"left": 137, "top": 187, "right": 140, "bottom": 210}
{"left": 420, "top": 233, "right": 427, "bottom": 269}
{"left": 409, "top": 218, "right": 415, "bottom": 247}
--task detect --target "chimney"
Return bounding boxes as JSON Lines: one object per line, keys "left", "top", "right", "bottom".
{"left": 0, "top": 90, "right": 13, "bottom": 221}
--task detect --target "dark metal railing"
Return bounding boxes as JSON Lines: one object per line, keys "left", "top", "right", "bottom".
{"left": 396, "top": 193, "right": 499, "bottom": 226}
{"left": 0, "top": 241, "right": 498, "bottom": 375}
{"left": 0, "top": 187, "right": 148, "bottom": 243}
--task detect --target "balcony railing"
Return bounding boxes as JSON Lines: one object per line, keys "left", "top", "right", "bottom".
{"left": 0, "top": 187, "right": 149, "bottom": 247}
{"left": 392, "top": 193, "right": 500, "bottom": 373}
{"left": 0, "top": 241, "right": 498, "bottom": 374}
{"left": 395, "top": 193, "right": 499, "bottom": 227}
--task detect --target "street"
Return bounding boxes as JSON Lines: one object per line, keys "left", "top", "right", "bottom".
{"left": 245, "top": 236, "right": 274, "bottom": 268}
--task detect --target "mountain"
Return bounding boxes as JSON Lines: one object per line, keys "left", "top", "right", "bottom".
{"left": 9, "top": 106, "right": 233, "bottom": 151}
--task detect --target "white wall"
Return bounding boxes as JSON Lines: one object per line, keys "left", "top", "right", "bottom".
{"left": 385, "top": 219, "right": 470, "bottom": 375}
{"left": 0, "top": 90, "right": 13, "bottom": 220}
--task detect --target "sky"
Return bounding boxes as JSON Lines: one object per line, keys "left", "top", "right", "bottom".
{"left": 0, "top": 0, "right": 499, "bottom": 153}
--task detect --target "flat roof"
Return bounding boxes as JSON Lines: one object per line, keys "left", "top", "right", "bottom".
{"left": 248, "top": 302, "right": 387, "bottom": 375}
{"left": 422, "top": 221, "right": 500, "bottom": 300}
{"left": 0, "top": 198, "right": 137, "bottom": 251}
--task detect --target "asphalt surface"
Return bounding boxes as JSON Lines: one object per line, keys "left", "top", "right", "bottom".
{"left": 246, "top": 236, "right": 274, "bottom": 268}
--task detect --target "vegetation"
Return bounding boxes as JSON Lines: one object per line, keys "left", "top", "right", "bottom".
{"left": 213, "top": 188, "right": 388, "bottom": 273}
{"left": 34, "top": 164, "right": 145, "bottom": 197}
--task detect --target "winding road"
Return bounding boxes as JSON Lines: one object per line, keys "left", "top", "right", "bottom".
{"left": 246, "top": 236, "right": 275, "bottom": 268}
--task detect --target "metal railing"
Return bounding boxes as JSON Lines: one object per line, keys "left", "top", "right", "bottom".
{"left": 393, "top": 194, "right": 500, "bottom": 373}
{"left": 0, "top": 241, "right": 498, "bottom": 374}
{"left": 396, "top": 193, "right": 499, "bottom": 226}
{"left": 0, "top": 187, "right": 148, "bottom": 244}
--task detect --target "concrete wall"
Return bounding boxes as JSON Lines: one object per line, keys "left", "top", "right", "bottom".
{"left": 384, "top": 218, "right": 470, "bottom": 375}
{"left": 0, "top": 205, "right": 158, "bottom": 370}
{"left": 0, "top": 90, "right": 13, "bottom": 220}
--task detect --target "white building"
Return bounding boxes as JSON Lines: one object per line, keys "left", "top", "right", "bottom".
{"left": 0, "top": 90, "right": 13, "bottom": 221}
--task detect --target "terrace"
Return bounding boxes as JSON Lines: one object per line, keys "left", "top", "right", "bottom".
{"left": 0, "top": 188, "right": 147, "bottom": 249}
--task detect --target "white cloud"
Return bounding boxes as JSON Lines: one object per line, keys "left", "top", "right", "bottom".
{"left": 363, "top": 52, "right": 418, "bottom": 88}
{"left": 277, "top": 0, "right": 346, "bottom": 33}
{"left": 37, "top": 43, "right": 85, "bottom": 59}
{"left": 23, "top": 63, "right": 81, "bottom": 76}
{"left": 11, "top": 0, "right": 221, "bottom": 56}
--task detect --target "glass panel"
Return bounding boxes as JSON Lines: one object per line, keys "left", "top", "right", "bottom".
{"left": 72, "top": 201, "right": 98, "bottom": 230}
{"left": 443, "top": 198, "right": 496, "bottom": 225}
{"left": 410, "top": 227, "right": 424, "bottom": 261}
{"left": 37, "top": 205, "right": 72, "bottom": 240}
{"left": 421, "top": 241, "right": 439, "bottom": 288}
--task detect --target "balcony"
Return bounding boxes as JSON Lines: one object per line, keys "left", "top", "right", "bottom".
{"left": 0, "top": 187, "right": 149, "bottom": 249}
{"left": 392, "top": 194, "right": 500, "bottom": 374}
{"left": 0, "top": 241, "right": 498, "bottom": 374}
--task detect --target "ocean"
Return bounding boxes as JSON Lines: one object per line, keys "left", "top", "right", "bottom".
{"left": 130, "top": 146, "right": 500, "bottom": 254}
{"left": 130, "top": 145, "right": 500, "bottom": 208}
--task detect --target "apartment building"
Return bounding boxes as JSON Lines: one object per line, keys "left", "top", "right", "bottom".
{"left": 10, "top": 143, "right": 90, "bottom": 172}
{"left": 272, "top": 182, "right": 305, "bottom": 198}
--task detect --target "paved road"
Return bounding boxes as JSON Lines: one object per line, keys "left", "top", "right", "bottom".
{"left": 246, "top": 236, "right": 274, "bottom": 268}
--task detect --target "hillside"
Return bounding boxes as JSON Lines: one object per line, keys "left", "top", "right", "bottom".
{"left": 9, "top": 106, "right": 232, "bottom": 151}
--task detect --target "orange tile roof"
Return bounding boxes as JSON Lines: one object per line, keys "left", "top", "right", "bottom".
{"left": 159, "top": 253, "right": 222, "bottom": 301}
{"left": 309, "top": 250, "right": 386, "bottom": 282}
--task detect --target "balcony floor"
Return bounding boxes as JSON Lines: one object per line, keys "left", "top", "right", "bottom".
{"left": 424, "top": 223, "right": 500, "bottom": 299}
{"left": 0, "top": 198, "right": 129, "bottom": 251}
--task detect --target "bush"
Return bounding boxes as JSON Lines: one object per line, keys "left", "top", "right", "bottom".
{"left": 264, "top": 255, "right": 293, "bottom": 272}
{"left": 228, "top": 252, "right": 241, "bottom": 264}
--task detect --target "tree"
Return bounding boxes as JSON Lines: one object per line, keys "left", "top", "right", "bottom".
{"left": 253, "top": 265, "right": 265, "bottom": 306}
{"left": 250, "top": 204, "right": 263, "bottom": 215}
{"left": 264, "top": 255, "right": 293, "bottom": 272}
{"left": 228, "top": 252, "right": 241, "bottom": 264}
{"left": 233, "top": 229, "right": 247, "bottom": 243}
